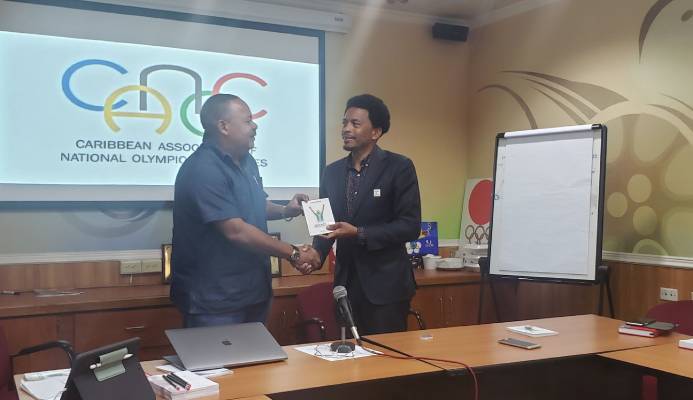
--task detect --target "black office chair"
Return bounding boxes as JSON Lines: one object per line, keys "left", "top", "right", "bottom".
{"left": 1, "top": 324, "right": 75, "bottom": 400}
{"left": 295, "top": 282, "right": 426, "bottom": 343}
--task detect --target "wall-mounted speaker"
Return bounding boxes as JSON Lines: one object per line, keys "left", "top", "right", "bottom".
{"left": 432, "top": 23, "right": 469, "bottom": 42}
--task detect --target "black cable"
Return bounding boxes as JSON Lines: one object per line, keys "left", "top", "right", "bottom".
{"left": 359, "top": 336, "right": 439, "bottom": 370}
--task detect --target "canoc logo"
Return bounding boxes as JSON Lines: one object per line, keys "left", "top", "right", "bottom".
{"left": 62, "top": 59, "right": 268, "bottom": 136}
{"left": 309, "top": 204, "right": 325, "bottom": 223}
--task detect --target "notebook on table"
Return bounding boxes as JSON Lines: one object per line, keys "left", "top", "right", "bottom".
{"left": 165, "top": 322, "right": 287, "bottom": 371}
{"left": 618, "top": 319, "right": 677, "bottom": 337}
{"left": 148, "top": 370, "right": 218, "bottom": 400}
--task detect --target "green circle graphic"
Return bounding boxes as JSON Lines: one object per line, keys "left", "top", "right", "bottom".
{"left": 180, "top": 90, "right": 212, "bottom": 137}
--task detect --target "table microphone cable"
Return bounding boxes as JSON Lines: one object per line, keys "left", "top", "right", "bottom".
{"left": 358, "top": 336, "right": 479, "bottom": 400}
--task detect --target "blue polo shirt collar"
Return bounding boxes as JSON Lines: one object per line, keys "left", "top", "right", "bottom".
{"left": 201, "top": 140, "right": 252, "bottom": 170}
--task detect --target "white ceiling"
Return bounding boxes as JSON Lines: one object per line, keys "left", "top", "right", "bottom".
{"left": 248, "top": 0, "right": 530, "bottom": 20}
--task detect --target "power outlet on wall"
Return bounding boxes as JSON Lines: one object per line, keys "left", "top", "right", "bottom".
{"left": 120, "top": 260, "right": 142, "bottom": 275}
{"left": 141, "top": 259, "right": 162, "bottom": 273}
{"left": 659, "top": 287, "right": 678, "bottom": 301}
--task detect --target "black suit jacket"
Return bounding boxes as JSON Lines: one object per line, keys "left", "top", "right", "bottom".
{"left": 313, "top": 146, "right": 421, "bottom": 305}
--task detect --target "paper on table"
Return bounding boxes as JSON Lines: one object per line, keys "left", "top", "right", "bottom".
{"left": 302, "top": 198, "right": 336, "bottom": 236}
{"left": 20, "top": 369, "right": 70, "bottom": 400}
{"left": 294, "top": 344, "right": 379, "bottom": 361}
{"left": 33, "top": 289, "right": 83, "bottom": 297}
{"left": 507, "top": 325, "right": 558, "bottom": 337}
{"left": 156, "top": 364, "right": 232, "bottom": 378}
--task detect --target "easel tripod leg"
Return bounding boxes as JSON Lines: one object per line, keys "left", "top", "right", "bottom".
{"left": 477, "top": 278, "right": 485, "bottom": 324}
{"left": 597, "top": 265, "right": 614, "bottom": 317}
{"left": 477, "top": 278, "right": 502, "bottom": 323}
{"left": 490, "top": 279, "right": 501, "bottom": 322}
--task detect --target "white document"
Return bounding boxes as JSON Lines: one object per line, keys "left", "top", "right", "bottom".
{"left": 20, "top": 369, "right": 70, "bottom": 400}
{"left": 155, "top": 364, "right": 232, "bottom": 378}
{"left": 507, "top": 325, "right": 558, "bottom": 337}
{"left": 294, "top": 344, "right": 379, "bottom": 361}
{"left": 302, "top": 198, "right": 336, "bottom": 236}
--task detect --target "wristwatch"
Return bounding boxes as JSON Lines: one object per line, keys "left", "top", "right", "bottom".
{"left": 288, "top": 245, "right": 301, "bottom": 263}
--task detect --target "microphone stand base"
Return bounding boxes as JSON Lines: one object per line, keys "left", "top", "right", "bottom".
{"left": 329, "top": 340, "right": 356, "bottom": 353}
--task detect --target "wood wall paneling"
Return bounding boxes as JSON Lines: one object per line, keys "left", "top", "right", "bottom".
{"left": 610, "top": 261, "right": 693, "bottom": 321}
{"left": 4, "top": 257, "right": 693, "bottom": 321}
{"left": 73, "top": 307, "right": 182, "bottom": 352}
{"left": 266, "top": 296, "right": 300, "bottom": 345}
{"left": 2, "top": 315, "right": 74, "bottom": 372}
{"left": 482, "top": 261, "right": 693, "bottom": 323}
{"left": 0, "top": 261, "right": 170, "bottom": 292}
{"left": 3, "top": 254, "right": 693, "bottom": 372}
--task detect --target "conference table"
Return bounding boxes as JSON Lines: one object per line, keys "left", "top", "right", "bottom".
{"left": 141, "top": 343, "right": 440, "bottom": 400}
{"left": 362, "top": 314, "right": 683, "bottom": 400}
{"left": 15, "top": 343, "right": 439, "bottom": 400}
{"left": 600, "top": 342, "right": 693, "bottom": 400}
{"left": 368, "top": 314, "right": 675, "bottom": 368}
{"left": 15, "top": 314, "right": 682, "bottom": 400}
{"left": 601, "top": 342, "right": 693, "bottom": 379}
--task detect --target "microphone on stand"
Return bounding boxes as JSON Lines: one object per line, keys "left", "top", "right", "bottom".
{"left": 330, "top": 285, "right": 360, "bottom": 353}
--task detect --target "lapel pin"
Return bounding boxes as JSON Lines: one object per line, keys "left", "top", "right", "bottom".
{"left": 373, "top": 189, "right": 381, "bottom": 197}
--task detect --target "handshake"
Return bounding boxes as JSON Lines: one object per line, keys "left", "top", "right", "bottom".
{"left": 289, "top": 244, "right": 322, "bottom": 275}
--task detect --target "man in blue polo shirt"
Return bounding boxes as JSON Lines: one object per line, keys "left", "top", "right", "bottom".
{"left": 171, "top": 94, "right": 320, "bottom": 328}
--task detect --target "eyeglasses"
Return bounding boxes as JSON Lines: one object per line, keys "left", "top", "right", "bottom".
{"left": 312, "top": 344, "right": 356, "bottom": 359}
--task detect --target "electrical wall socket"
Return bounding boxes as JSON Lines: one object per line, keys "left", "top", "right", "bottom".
{"left": 141, "top": 259, "right": 162, "bottom": 273}
{"left": 659, "top": 287, "right": 678, "bottom": 301}
{"left": 120, "top": 260, "right": 142, "bottom": 275}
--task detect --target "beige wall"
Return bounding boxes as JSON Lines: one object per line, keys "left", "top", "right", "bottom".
{"left": 324, "top": 15, "right": 470, "bottom": 239}
{"left": 466, "top": 0, "right": 693, "bottom": 257}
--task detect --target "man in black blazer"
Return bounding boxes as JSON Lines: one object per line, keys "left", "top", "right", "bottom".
{"left": 312, "top": 94, "right": 421, "bottom": 335}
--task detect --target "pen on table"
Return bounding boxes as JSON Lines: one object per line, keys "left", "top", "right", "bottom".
{"left": 1, "top": 290, "right": 19, "bottom": 295}
{"left": 162, "top": 374, "right": 181, "bottom": 390}
{"left": 169, "top": 372, "right": 191, "bottom": 390}
{"left": 89, "top": 353, "right": 133, "bottom": 369}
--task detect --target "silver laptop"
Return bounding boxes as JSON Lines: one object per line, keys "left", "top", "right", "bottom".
{"left": 164, "top": 322, "right": 287, "bottom": 371}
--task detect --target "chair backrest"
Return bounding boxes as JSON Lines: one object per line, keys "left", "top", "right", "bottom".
{"left": 0, "top": 324, "right": 11, "bottom": 392}
{"left": 646, "top": 300, "right": 693, "bottom": 335}
{"left": 296, "top": 282, "right": 339, "bottom": 342}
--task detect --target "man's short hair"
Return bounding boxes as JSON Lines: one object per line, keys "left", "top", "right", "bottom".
{"left": 200, "top": 93, "right": 240, "bottom": 133}
{"left": 345, "top": 94, "right": 390, "bottom": 134}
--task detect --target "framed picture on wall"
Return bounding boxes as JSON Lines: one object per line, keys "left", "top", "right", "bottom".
{"left": 269, "top": 233, "right": 282, "bottom": 277}
{"left": 162, "top": 244, "right": 172, "bottom": 283}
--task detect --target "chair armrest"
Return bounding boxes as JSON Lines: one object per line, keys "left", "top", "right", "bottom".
{"left": 12, "top": 340, "right": 76, "bottom": 365}
{"left": 295, "top": 317, "right": 327, "bottom": 341}
{"left": 408, "top": 308, "right": 426, "bottom": 330}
